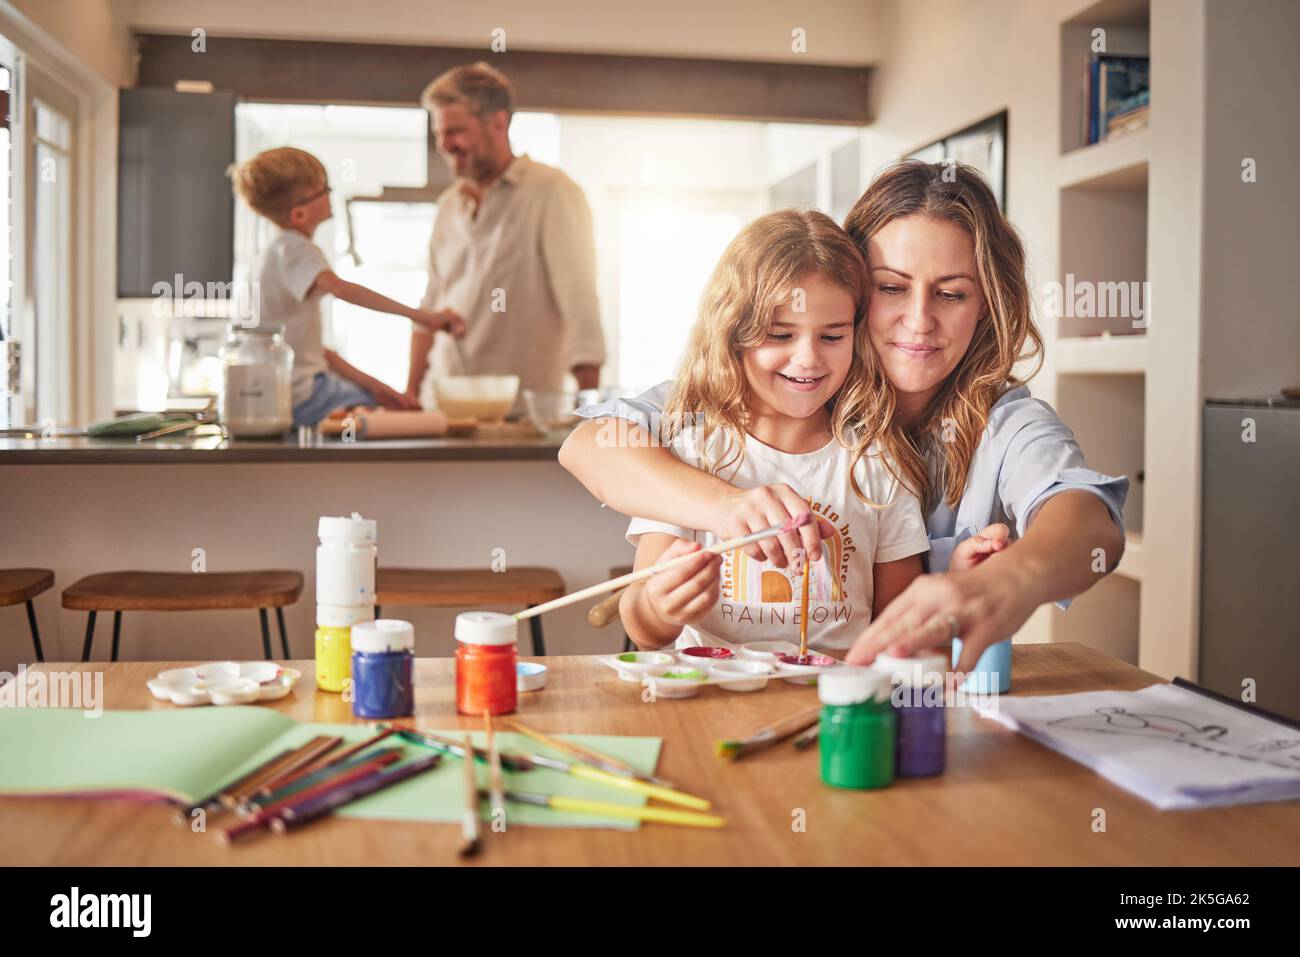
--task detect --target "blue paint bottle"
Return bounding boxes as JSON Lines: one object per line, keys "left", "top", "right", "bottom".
{"left": 952, "top": 637, "right": 1012, "bottom": 694}
{"left": 875, "top": 652, "right": 947, "bottom": 776}
{"left": 351, "top": 619, "right": 415, "bottom": 719}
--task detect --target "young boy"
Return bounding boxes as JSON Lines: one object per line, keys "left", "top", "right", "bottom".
{"left": 230, "top": 147, "right": 465, "bottom": 427}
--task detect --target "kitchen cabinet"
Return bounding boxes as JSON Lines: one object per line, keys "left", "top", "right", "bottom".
{"left": 117, "top": 88, "right": 237, "bottom": 298}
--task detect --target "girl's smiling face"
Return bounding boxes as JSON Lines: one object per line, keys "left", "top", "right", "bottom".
{"left": 741, "top": 274, "right": 856, "bottom": 430}
{"left": 866, "top": 215, "right": 983, "bottom": 418}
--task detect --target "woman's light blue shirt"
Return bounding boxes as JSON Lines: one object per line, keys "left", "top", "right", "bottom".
{"left": 575, "top": 382, "right": 1128, "bottom": 581}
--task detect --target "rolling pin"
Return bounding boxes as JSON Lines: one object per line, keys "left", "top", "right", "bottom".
{"left": 587, "top": 587, "right": 628, "bottom": 627}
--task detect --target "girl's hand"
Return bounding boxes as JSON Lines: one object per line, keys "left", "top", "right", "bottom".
{"left": 716, "top": 484, "right": 834, "bottom": 569}
{"left": 641, "top": 539, "right": 722, "bottom": 627}
{"left": 843, "top": 560, "right": 1038, "bottom": 678}
{"left": 949, "top": 523, "right": 1011, "bottom": 571}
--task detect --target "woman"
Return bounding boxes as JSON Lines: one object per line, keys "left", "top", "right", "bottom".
{"left": 559, "top": 160, "right": 1127, "bottom": 675}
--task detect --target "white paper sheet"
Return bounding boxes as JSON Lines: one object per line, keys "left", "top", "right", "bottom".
{"left": 972, "top": 684, "right": 1300, "bottom": 809}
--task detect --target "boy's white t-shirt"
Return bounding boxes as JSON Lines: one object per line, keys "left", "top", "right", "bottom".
{"left": 249, "top": 228, "right": 330, "bottom": 405}
{"left": 627, "top": 427, "right": 931, "bottom": 653}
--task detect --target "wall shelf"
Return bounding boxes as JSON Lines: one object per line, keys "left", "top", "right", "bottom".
{"left": 1055, "top": 334, "right": 1147, "bottom": 374}
{"left": 1058, "top": 128, "right": 1149, "bottom": 191}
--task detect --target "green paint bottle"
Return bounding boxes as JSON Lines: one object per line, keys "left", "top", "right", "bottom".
{"left": 819, "top": 667, "right": 895, "bottom": 790}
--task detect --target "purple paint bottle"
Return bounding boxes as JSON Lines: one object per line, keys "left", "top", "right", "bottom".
{"left": 874, "top": 652, "right": 947, "bottom": 777}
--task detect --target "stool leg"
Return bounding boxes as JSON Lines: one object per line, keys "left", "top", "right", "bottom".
{"left": 25, "top": 600, "right": 44, "bottom": 663}
{"left": 81, "top": 611, "right": 97, "bottom": 662}
{"left": 276, "top": 607, "right": 290, "bottom": 658}
{"left": 258, "top": 609, "right": 272, "bottom": 660}
{"left": 622, "top": 633, "right": 634, "bottom": 653}
{"left": 526, "top": 607, "right": 546, "bottom": 656}
{"left": 374, "top": 605, "right": 382, "bottom": 619}
{"left": 110, "top": 611, "right": 123, "bottom": 662}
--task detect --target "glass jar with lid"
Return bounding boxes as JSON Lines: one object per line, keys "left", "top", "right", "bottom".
{"left": 218, "top": 325, "right": 294, "bottom": 437}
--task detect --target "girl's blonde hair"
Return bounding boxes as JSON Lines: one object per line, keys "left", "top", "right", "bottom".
{"left": 662, "top": 208, "right": 896, "bottom": 506}
{"left": 843, "top": 160, "right": 1044, "bottom": 513}
{"left": 228, "top": 147, "right": 327, "bottom": 226}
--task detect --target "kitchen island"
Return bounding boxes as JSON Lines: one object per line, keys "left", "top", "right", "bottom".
{"left": 0, "top": 430, "right": 631, "bottom": 669}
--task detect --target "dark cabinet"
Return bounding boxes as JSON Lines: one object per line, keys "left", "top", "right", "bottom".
{"left": 117, "top": 88, "right": 236, "bottom": 298}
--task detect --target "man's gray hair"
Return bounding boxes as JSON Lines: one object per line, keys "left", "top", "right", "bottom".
{"left": 421, "top": 62, "right": 516, "bottom": 120}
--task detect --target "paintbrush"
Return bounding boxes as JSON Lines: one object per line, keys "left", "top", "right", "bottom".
{"left": 490, "top": 788, "right": 725, "bottom": 829}
{"left": 485, "top": 712, "right": 506, "bottom": 828}
{"left": 799, "top": 495, "right": 812, "bottom": 658}
{"left": 507, "top": 719, "right": 675, "bottom": 789}
{"left": 270, "top": 754, "right": 442, "bottom": 835}
{"left": 459, "top": 733, "right": 480, "bottom": 857}
{"left": 240, "top": 745, "right": 405, "bottom": 816}
{"left": 715, "top": 705, "right": 823, "bottom": 761}
{"left": 514, "top": 512, "right": 813, "bottom": 621}
{"left": 793, "top": 722, "right": 821, "bottom": 750}
{"left": 398, "top": 726, "right": 709, "bottom": 810}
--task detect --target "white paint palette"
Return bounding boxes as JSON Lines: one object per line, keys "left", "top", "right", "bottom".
{"left": 597, "top": 646, "right": 840, "bottom": 695}
{"left": 146, "top": 661, "right": 302, "bottom": 707}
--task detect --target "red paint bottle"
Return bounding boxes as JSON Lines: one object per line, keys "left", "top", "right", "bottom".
{"left": 455, "top": 611, "right": 518, "bottom": 715}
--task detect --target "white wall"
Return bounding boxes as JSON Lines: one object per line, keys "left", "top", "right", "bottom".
{"left": 8, "top": 0, "right": 135, "bottom": 86}
{"left": 127, "top": 0, "right": 889, "bottom": 65}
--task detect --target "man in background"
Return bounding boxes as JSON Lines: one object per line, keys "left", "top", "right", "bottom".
{"left": 408, "top": 62, "right": 605, "bottom": 407}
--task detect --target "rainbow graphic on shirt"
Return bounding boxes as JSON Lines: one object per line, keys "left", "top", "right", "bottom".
{"left": 719, "top": 503, "right": 847, "bottom": 604}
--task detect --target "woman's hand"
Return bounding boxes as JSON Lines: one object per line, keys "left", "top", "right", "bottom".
{"left": 640, "top": 539, "right": 722, "bottom": 628}
{"left": 948, "top": 523, "right": 1011, "bottom": 571}
{"left": 844, "top": 556, "right": 1040, "bottom": 676}
{"left": 716, "top": 484, "right": 835, "bottom": 569}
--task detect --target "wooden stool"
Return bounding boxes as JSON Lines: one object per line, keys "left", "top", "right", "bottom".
{"left": 375, "top": 567, "right": 565, "bottom": 655}
{"left": 62, "top": 570, "right": 304, "bottom": 662}
{"left": 0, "top": 568, "right": 54, "bottom": 662}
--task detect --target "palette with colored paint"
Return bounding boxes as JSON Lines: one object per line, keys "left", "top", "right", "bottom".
{"left": 597, "top": 647, "right": 840, "bottom": 695}
{"left": 146, "top": 661, "right": 302, "bottom": 707}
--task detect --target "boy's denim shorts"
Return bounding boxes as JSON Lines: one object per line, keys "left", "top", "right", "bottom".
{"left": 292, "top": 372, "right": 376, "bottom": 428}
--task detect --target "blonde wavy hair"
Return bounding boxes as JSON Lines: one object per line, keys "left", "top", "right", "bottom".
{"left": 842, "top": 160, "right": 1044, "bottom": 513}
{"left": 662, "top": 208, "right": 899, "bottom": 506}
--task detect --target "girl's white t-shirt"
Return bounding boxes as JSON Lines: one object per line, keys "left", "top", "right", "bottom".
{"left": 627, "top": 427, "right": 931, "bottom": 653}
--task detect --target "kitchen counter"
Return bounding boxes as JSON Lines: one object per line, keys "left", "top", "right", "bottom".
{"left": 0, "top": 430, "right": 562, "bottom": 465}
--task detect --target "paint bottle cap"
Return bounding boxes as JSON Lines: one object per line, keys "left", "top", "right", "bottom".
{"left": 818, "top": 667, "right": 892, "bottom": 706}
{"left": 318, "top": 512, "right": 379, "bottom": 545}
{"left": 350, "top": 619, "right": 414, "bottom": 653}
{"left": 316, "top": 604, "right": 375, "bottom": 628}
{"left": 873, "top": 652, "right": 948, "bottom": 687}
{"left": 455, "top": 611, "right": 518, "bottom": 646}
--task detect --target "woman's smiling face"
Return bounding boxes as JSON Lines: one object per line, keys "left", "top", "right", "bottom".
{"left": 866, "top": 215, "right": 983, "bottom": 417}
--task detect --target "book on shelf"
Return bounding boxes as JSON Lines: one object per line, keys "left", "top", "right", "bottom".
{"left": 1085, "top": 54, "right": 1150, "bottom": 146}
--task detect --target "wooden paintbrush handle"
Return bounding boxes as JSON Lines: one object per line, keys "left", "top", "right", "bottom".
{"left": 587, "top": 588, "right": 627, "bottom": 627}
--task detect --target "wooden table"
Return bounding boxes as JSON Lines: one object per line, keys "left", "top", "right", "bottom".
{"left": 3, "top": 643, "right": 1298, "bottom": 865}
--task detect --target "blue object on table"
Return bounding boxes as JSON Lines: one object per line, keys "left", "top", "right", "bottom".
{"left": 952, "top": 637, "right": 1012, "bottom": 694}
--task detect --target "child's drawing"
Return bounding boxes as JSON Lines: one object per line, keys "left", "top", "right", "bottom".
{"left": 1047, "top": 707, "right": 1300, "bottom": 773}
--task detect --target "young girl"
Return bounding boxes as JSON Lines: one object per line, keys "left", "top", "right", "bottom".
{"left": 619, "top": 209, "right": 932, "bottom": 654}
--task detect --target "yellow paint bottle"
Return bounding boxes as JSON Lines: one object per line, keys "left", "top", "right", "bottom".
{"left": 314, "top": 625, "right": 354, "bottom": 693}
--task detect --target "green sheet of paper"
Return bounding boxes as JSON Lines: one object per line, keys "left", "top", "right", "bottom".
{"left": 0, "top": 708, "right": 663, "bottom": 830}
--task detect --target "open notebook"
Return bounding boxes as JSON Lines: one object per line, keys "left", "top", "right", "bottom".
{"left": 973, "top": 684, "right": 1300, "bottom": 809}
{"left": 0, "top": 707, "right": 663, "bottom": 829}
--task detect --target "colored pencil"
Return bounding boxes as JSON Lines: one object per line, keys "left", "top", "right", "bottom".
{"left": 250, "top": 727, "right": 395, "bottom": 800}
{"left": 491, "top": 788, "right": 724, "bottom": 829}
{"left": 513, "top": 512, "right": 813, "bottom": 621}
{"left": 715, "top": 705, "right": 823, "bottom": 761}
{"left": 175, "top": 746, "right": 293, "bottom": 823}
{"left": 223, "top": 735, "right": 339, "bottom": 807}
{"left": 459, "top": 734, "right": 481, "bottom": 857}
{"left": 270, "top": 754, "right": 442, "bottom": 834}
{"left": 394, "top": 727, "right": 531, "bottom": 771}
{"left": 507, "top": 719, "right": 675, "bottom": 788}
{"left": 240, "top": 745, "right": 405, "bottom": 815}
{"left": 216, "top": 750, "right": 403, "bottom": 844}
{"left": 236, "top": 735, "right": 344, "bottom": 809}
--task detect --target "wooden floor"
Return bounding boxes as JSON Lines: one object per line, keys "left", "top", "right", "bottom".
{"left": 3, "top": 643, "right": 1298, "bottom": 865}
